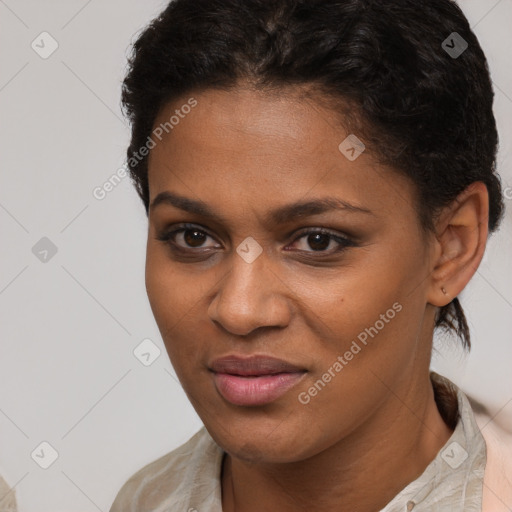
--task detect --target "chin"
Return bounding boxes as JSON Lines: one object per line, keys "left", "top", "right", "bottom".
{"left": 222, "top": 436, "right": 309, "bottom": 464}
{"left": 203, "top": 411, "right": 322, "bottom": 464}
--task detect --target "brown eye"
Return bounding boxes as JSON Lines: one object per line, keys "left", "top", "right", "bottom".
{"left": 156, "top": 224, "right": 220, "bottom": 251}
{"left": 182, "top": 228, "right": 208, "bottom": 248}
{"left": 304, "top": 233, "right": 331, "bottom": 251}
{"left": 289, "top": 229, "right": 355, "bottom": 254}
{"left": 156, "top": 224, "right": 355, "bottom": 258}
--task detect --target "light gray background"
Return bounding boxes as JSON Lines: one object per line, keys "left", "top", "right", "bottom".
{"left": 0, "top": 1, "right": 511, "bottom": 510}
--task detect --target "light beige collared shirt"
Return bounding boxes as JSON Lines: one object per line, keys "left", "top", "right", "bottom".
{"left": 0, "top": 475, "right": 17, "bottom": 512}
{"left": 108, "top": 372, "right": 488, "bottom": 512}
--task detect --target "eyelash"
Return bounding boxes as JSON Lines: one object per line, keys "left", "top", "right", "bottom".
{"left": 155, "top": 223, "right": 356, "bottom": 257}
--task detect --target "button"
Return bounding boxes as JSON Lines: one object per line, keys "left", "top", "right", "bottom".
{"left": 406, "top": 501, "right": 415, "bottom": 511}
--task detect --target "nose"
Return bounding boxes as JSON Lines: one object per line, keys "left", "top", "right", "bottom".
{"left": 207, "top": 248, "right": 291, "bottom": 337}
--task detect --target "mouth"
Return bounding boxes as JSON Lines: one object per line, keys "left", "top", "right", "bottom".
{"left": 209, "top": 355, "right": 307, "bottom": 406}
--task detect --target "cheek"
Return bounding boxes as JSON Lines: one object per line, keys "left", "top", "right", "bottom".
{"left": 291, "top": 246, "right": 428, "bottom": 400}
{"left": 144, "top": 243, "right": 228, "bottom": 385}
{"left": 286, "top": 259, "right": 407, "bottom": 346}
{"left": 145, "top": 241, "right": 212, "bottom": 319}
{"left": 145, "top": 249, "right": 179, "bottom": 323}
{"left": 145, "top": 247, "right": 200, "bottom": 360}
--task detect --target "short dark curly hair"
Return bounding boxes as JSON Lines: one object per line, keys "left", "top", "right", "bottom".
{"left": 121, "top": 0, "right": 505, "bottom": 350}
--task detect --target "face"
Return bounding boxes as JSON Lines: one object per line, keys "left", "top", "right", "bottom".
{"left": 145, "top": 86, "right": 437, "bottom": 464}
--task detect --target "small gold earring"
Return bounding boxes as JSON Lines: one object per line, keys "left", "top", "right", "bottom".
{"left": 441, "top": 287, "right": 447, "bottom": 295}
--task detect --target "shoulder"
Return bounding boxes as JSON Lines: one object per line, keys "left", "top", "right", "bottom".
{"left": 469, "top": 397, "right": 512, "bottom": 512}
{"left": 109, "top": 426, "right": 222, "bottom": 512}
{"left": 0, "top": 474, "right": 17, "bottom": 512}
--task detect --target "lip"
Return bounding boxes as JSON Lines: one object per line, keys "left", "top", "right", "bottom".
{"left": 210, "top": 355, "right": 307, "bottom": 406}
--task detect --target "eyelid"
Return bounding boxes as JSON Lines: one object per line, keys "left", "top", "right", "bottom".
{"left": 291, "top": 226, "right": 352, "bottom": 241}
{"left": 287, "top": 228, "right": 355, "bottom": 253}
{"left": 156, "top": 222, "right": 356, "bottom": 258}
{"left": 155, "top": 223, "right": 220, "bottom": 246}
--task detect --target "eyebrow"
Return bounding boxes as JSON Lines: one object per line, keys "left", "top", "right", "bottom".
{"left": 149, "top": 191, "right": 374, "bottom": 225}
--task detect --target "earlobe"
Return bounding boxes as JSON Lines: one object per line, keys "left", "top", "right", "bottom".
{"left": 427, "top": 182, "right": 489, "bottom": 307}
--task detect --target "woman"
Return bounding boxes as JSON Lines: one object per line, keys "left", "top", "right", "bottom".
{"left": 109, "top": 0, "right": 511, "bottom": 511}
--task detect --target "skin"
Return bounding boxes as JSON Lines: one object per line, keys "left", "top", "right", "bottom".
{"left": 145, "top": 85, "right": 489, "bottom": 512}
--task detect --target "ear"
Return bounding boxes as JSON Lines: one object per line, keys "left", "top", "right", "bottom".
{"left": 427, "top": 182, "right": 489, "bottom": 307}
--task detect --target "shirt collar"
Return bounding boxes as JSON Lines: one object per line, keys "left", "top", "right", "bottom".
{"left": 378, "top": 371, "right": 487, "bottom": 511}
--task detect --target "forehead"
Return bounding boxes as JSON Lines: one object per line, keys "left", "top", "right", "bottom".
{"left": 152, "top": 85, "right": 338, "bottom": 157}
{"left": 147, "top": 86, "right": 418, "bottom": 224}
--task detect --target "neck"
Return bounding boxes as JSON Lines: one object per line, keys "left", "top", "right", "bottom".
{"left": 221, "top": 372, "right": 454, "bottom": 512}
